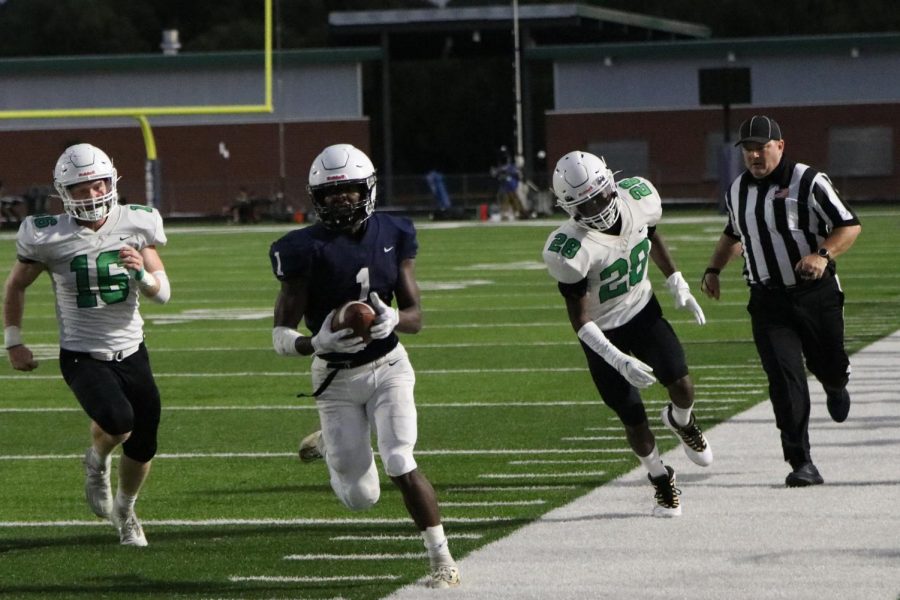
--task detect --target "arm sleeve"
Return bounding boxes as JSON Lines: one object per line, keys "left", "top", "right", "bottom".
{"left": 557, "top": 278, "right": 588, "bottom": 299}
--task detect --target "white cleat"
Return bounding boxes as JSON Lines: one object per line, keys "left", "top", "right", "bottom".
{"left": 661, "top": 405, "right": 713, "bottom": 467}
{"left": 298, "top": 430, "right": 325, "bottom": 463}
{"left": 114, "top": 508, "right": 148, "bottom": 547}
{"left": 83, "top": 448, "right": 113, "bottom": 518}
{"left": 427, "top": 564, "right": 460, "bottom": 589}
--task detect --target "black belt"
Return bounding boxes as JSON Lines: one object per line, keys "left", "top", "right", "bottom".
{"left": 298, "top": 352, "right": 389, "bottom": 398}
{"left": 325, "top": 357, "right": 378, "bottom": 370}
{"left": 751, "top": 268, "right": 833, "bottom": 293}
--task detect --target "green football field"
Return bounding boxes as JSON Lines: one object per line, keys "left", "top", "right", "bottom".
{"left": 1, "top": 207, "right": 898, "bottom": 600}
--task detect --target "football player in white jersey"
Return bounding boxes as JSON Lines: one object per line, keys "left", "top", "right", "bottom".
{"left": 542, "top": 150, "right": 711, "bottom": 517}
{"left": 3, "top": 143, "right": 171, "bottom": 546}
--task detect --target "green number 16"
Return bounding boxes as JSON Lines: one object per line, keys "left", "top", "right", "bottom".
{"left": 70, "top": 250, "right": 130, "bottom": 308}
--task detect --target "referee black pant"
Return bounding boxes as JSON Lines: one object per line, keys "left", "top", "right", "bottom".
{"left": 747, "top": 273, "right": 850, "bottom": 466}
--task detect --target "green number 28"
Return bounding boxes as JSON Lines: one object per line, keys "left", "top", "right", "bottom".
{"left": 70, "top": 250, "right": 130, "bottom": 308}
{"left": 547, "top": 233, "right": 581, "bottom": 258}
{"left": 598, "top": 238, "right": 651, "bottom": 302}
{"left": 619, "top": 177, "right": 652, "bottom": 200}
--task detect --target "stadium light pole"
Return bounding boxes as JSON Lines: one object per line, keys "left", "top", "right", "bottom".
{"left": 275, "top": 0, "right": 286, "bottom": 206}
{"left": 512, "top": 0, "right": 525, "bottom": 172}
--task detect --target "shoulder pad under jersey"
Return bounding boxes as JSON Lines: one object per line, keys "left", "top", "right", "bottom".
{"left": 542, "top": 222, "right": 591, "bottom": 284}
{"left": 617, "top": 176, "right": 662, "bottom": 228}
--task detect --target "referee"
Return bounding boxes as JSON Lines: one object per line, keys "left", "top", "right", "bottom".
{"left": 701, "top": 115, "right": 861, "bottom": 487}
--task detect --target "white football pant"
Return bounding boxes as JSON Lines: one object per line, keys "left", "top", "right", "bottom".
{"left": 311, "top": 344, "right": 418, "bottom": 511}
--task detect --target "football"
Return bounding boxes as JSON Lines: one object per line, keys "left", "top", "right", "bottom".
{"left": 332, "top": 300, "right": 376, "bottom": 343}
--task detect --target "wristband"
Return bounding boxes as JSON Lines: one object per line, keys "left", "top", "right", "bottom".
{"left": 703, "top": 267, "right": 721, "bottom": 276}
{"left": 4, "top": 325, "right": 23, "bottom": 349}
{"left": 136, "top": 269, "right": 158, "bottom": 290}
{"left": 273, "top": 326, "right": 302, "bottom": 356}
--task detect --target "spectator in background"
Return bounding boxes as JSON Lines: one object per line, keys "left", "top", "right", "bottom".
{"left": 0, "top": 180, "right": 25, "bottom": 227}
{"left": 229, "top": 186, "right": 252, "bottom": 224}
{"left": 425, "top": 169, "right": 452, "bottom": 213}
{"left": 490, "top": 147, "right": 525, "bottom": 220}
{"left": 24, "top": 185, "right": 52, "bottom": 215}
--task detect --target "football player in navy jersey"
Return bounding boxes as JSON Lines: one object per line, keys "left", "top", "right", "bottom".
{"left": 3, "top": 144, "right": 171, "bottom": 546}
{"left": 269, "top": 144, "right": 459, "bottom": 589}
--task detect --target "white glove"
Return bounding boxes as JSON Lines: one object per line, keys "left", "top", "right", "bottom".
{"left": 577, "top": 321, "right": 657, "bottom": 389}
{"left": 665, "top": 271, "right": 706, "bottom": 325}
{"left": 310, "top": 309, "right": 366, "bottom": 355}
{"left": 369, "top": 292, "right": 400, "bottom": 340}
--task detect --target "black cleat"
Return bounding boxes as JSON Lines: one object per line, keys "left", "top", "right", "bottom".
{"left": 648, "top": 466, "right": 682, "bottom": 517}
{"left": 825, "top": 388, "right": 850, "bottom": 423}
{"left": 786, "top": 462, "right": 824, "bottom": 487}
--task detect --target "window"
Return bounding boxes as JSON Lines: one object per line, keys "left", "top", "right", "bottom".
{"left": 705, "top": 131, "right": 743, "bottom": 182}
{"left": 828, "top": 126, "right": 893, "bottom": 177}
{"left": 586, "top": 140, "right": 648, "bottom": 178}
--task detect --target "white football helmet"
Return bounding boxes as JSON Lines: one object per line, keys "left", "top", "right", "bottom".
{"left": 53, "top": 143, "right": 119, "bottom": 222}
{"left": 307, "top": 144, "right": 376, "bottom": 231}
{"left": 552, "top": 151, "right": 620, "bottom": 231}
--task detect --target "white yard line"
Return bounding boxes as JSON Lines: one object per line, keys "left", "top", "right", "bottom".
{"left": 0, "top": 516, "right": 516, "bottom": 528}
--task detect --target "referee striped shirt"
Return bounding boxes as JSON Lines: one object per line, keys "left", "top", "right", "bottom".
{"left": 724, "top": 157, "right": 859, "bottom": 288}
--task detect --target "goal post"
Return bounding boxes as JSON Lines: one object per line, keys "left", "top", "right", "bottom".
{"left": 0, "top": 0, "right": 274, "bottom": 212}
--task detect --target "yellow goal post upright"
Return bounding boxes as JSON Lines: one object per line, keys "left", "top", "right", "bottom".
{"left": 0, "top": 0, "right": 274, "bottom": 212}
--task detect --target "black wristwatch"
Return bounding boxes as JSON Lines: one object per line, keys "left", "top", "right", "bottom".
{"left": 817, "top": 247, "right": 831, "bottom": 260}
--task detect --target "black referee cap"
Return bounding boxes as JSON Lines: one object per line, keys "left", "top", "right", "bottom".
{"left": 735, "top": 115, "right": 782, "bottom": 146}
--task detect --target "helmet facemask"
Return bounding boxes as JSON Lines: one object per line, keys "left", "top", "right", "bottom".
{"left": 309, "top": 180, "right": 376, "bottom": 232}
{"left": 58, "top": 178, "right": 119, "bottom": 222}
{"left": 552, "top": 151, "right": 621, "bottom": 232}
{"left": 567, "top": 184, "right": 620, "bottom": 231}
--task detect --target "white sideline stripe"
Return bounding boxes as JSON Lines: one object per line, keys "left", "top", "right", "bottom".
{"left": 0, "top": 516, "right": 516, "bottom": 528}
{"left": 380, "top": 331, "right": 900, "bottom": 600}
{"left": 447, "top": 485, "right": 579, "bottom": 492}
{"left": 441, "top": 500, "right": 547, "bottom": 507}
{"left": 560, "top": 436, "right": 622, "bottom": 441}
{"left": 230, "top": 575, "right": 399, "bottom": 583}
{"left": 331, "top": 533, "right": 483, "bottom": 541}
{"left": 285, "top": 553, "right": 427, "bottom": 561}
{"left": 0, "top": 448, "right": 634, "bottom": 461}
{"left": 479, "top": 471, "right": 606, "bottom": 479}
